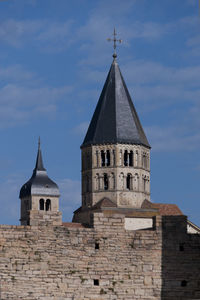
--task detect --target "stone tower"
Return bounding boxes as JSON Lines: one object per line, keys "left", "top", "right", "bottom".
{"left": 80, "top": 54, "right": 150, "bottom": 211}
{"left": 19, "top": 140, "right": 62, "bottom": 226}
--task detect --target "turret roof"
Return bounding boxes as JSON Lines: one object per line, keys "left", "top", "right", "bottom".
{"left": 19, "top": 141, "right": 60, "bottom": 198}
{"left": 82, "top": 58, "right": 150, "bottom": 148}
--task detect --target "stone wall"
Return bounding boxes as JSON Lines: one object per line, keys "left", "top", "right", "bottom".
{"left": 0, "top": 213, "right": 199, "bottom": 300}
{"left": 161, "top": 216, "right": 200, "bottom": 300}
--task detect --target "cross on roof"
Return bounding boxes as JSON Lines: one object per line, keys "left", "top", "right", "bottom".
{"left": 107, "top": 28, "right": 122, "bottom": 59}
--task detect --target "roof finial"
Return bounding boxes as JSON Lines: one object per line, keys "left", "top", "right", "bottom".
{"left": 107, "top": 28, "right": 122, "bottom": 59}
{"left": 38, "top": 136, "right": 41, "bottom": 150}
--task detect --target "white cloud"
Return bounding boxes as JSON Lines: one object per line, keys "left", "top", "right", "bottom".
{"left": 186, "top": 35, "right": 200, "bottom": 56}
{"left": 146, "top": 125, "right": 200, "bottom": 152}
{"left": 0, "top": 64, "right": 73, "bottom": 128}
{"left": 187, "top": 35, "right": 200, "bottom": 47}
{"left": 123, "top": 60, "right": 200, "bottom": 87}
{"left": 0, "top": 64, "right": 35, "bottom": 82}
{"left": 80, "top": 59, "right": 200, "bottom": 109}
{"left": 0, "top": 19, "right": 74, "bottom": 51}
{"left": 0, "top": 175, "right": 23, "bottom": 225}
{"left": 73, "top": 122, "right": 89, "bottom": 136}
{"left": 185, "top": 0, "right": 198, "bottom": 6}
{"left": 0, "top": 19, "right": 43, "bottom": 47}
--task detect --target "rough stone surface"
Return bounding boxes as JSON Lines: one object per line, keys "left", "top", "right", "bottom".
{"left": 0, "top": 212, "right": 199, "bottom": 300}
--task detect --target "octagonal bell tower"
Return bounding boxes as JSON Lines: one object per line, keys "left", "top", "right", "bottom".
{"left": 79, "top": 52, "right": 150, "bottom": 212}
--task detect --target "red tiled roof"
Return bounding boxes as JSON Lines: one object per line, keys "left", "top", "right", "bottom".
{"left": 62, "top": 222, "right": 85, "bottom": 228}
{"left": 142, "top": 200, "right": 183, "bottom": 216}
{"left": 92, "top": 197, "right": 117, "bottom": 209}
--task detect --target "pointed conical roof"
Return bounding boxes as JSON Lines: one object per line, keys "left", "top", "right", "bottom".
{"left": 82, "top": 58, "right": 150, "bottom": 148}
{"left": 19, "top": 140, "right": 60, "bottom": 198}
{"left": 34, "top": 139, "right": 46, "bottom": 171}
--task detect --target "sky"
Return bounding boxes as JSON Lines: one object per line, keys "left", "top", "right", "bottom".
{"left": 0, "top": 0, "right": 199, "bottom": 226}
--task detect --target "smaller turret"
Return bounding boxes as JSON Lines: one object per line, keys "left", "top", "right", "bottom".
{"left": 19, "top": 139, "right": 62, "bottom": 226}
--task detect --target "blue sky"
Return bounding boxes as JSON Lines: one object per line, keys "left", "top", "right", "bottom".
{"left": 0, "top": 0, "right": 199, "bottom": 226}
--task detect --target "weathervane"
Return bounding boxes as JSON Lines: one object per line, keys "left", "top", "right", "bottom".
{"left": 107, "top": 28, "right": 122, "bottom": 59}
{"left": 38, "top": 136, "right": 41, "bottom": 149}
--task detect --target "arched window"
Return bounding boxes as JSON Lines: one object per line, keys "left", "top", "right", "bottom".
{"left": 103, "top": 174, "right": 108, "bottom": 190}
{"left": 46, "top": 199, "right": 51, "bottom": 211}
{"left": 147, "top": 156, "right": 149, "bottom": 169}
{"left": 143, "top": 177, "right": 146, "bottom": 192}
{"left": 124, "top": 150, "right": 128, "bottom": 166}
{"left": 39, "top": 198, "right": 44, "bottom": 210}
{"left": 129, "top": 151, "right": 133, "bottom": 167}
{"left": 126, "top": 174, "right": 131, "bottom": 190}
{"left": 143, "top": 154, "right": 147, "bottom": 169}
{"left": 101, "top": 150, "right": 105, "bottom": 166}
{"left": 106, "top": 150, "right": 110, "bottom": 166}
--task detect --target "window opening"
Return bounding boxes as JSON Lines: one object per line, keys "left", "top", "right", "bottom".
{"left": 181, "top": 280, "right": 187, "bottom": 287}
{"left": 39, "top": 199, "right": 44, "bottom": 210}
{"left": 94, "top": 279, "right": 99, "bottom": 286}
{"left": 46, "top": 199, "right": 51, "bottom": 211}
{"left": 126, "top": 174, "right": 131, "bottom": 190}
{"left": 143, "top": 177, "right": 146, "bottom": 192}
{"left": 179, "top": 243, "right": 184, "bottom": 251}
{"left": 101, "top": 150, "right": 105, "bottom": 166}
{"left": 104, "top": 174, "right": 108, "bottom": 190}
{"left": 106, "top": 150, "right": 110, "bottom": 166}
{"left": 143, "top": 154, "right": 147, "bottom": 168}
{"left": 124, "top": 150, "right": 128, "bottom": 166}
{"left": 95, "top": 242, "right": 99, "bottom": 250}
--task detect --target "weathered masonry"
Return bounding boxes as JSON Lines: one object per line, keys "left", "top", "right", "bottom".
{"left": 0, "top": 47, "right": 200, "bottom": 300}
{"left": 0, "top": 213, "right": 200, "bottom": 299}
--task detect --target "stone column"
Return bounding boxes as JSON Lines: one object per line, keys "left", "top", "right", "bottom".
{"left": 112, "top": 150, "right": 115, "bottom": 166}
{"left": 123, "top": 174, "right": 126, "bottom": 190}
{"left": 99, "top": 175, "right": 103, "bottom": 190}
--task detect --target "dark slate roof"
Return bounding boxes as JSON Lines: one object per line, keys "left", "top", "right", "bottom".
{"left": 19, "top": 143, "right": 60, "bottom": 198}
{"left": 82, "top": 58, "right": 150, "bottom": 148}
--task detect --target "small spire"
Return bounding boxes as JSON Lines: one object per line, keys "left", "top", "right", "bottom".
{"left": 107, "top": 28, "right": 122, "bottom": 59}
{"left": 34, "top": 138, "right": 46, "bottom": 171}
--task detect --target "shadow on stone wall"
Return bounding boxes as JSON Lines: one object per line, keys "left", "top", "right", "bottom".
{"left": 161, "top": 216, "right": 200, "bottom": 300}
